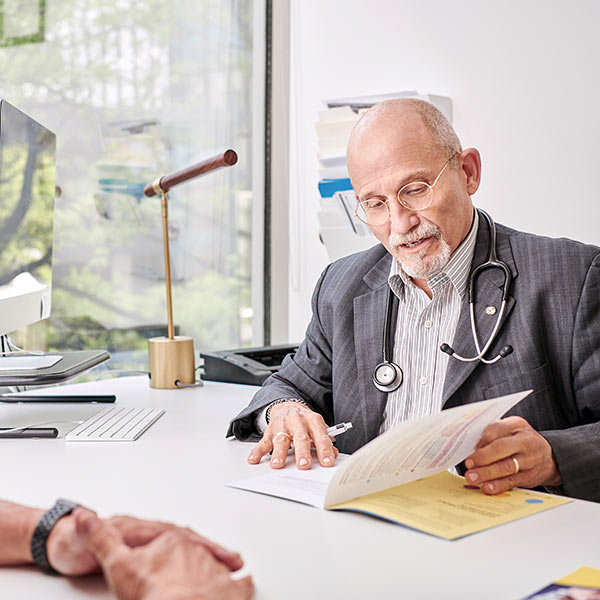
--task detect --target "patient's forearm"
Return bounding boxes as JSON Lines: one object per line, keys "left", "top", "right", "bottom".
{"left": 0, "top": 499, "right": 43, "bottom": 565}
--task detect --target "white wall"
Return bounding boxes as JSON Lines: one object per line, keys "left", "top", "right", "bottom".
{"left": 286, "top": 0, "right": 600, "bottom": 342}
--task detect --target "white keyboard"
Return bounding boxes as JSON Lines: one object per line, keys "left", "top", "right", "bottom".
{"left": 65, "top": 407, "right": 165, "bottom": 442}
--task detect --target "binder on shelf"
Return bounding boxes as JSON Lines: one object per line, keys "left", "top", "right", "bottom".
{"left": 317, "top": 178, "right": 353, "bottom": 198}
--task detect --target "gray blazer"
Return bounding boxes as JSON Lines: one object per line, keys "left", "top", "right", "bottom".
{"left": 228, "top": 217, "right": 600, "bottom": 502}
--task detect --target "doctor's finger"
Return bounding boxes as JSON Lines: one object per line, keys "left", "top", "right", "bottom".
{"left": 467, "top": 435, "right": 520, "bottom": 469}
{"left": 292, "top": 430, "right": 313, "bottom": 470}
{"left": 247, "top": 434, "right": 273, "bottom": 464}
{"left": 270, "top": 432, "right": 292, "bottom": 469}
{"left": 480, "top": 472, "right": 525, "bottom": 495}
{"left": 475, "top": 416, "right": 530, "bottom": 448}
{"left": 307, "top": 422, "right": 336, "bottom": 467}
{"left": 465, "top": 455, "right": 524, "bottom": 487}
{"left": 285, "top": 411, "right": 314, "bottom": 469}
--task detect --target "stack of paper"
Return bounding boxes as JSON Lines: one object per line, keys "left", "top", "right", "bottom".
{"left": 315, "top": 92, "right": 453, "bottom": 261}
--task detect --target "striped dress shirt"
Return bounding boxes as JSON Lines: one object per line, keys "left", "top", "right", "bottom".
{"left": 380, "top": 211, "right": 479, "bottom": 433}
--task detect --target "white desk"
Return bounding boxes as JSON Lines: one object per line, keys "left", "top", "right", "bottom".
{"left": 0, "top": 376, "right": 598, "bottom": 599}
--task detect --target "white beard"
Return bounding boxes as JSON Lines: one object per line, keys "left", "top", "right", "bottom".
{"left": 389, "top": 222, "right": 452, "bottom": 280}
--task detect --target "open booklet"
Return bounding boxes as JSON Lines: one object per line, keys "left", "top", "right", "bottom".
{"left": 229, "top": 391, "right": 571, "bottom": 539}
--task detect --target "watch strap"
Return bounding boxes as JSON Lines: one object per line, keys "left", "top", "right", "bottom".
{"left": 31, "top": 498, "right": 78, "bottom": 574}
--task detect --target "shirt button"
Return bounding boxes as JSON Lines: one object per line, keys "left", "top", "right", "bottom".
{"left": 419, "top": 376, "right": 428, "bottom": 385}
{"left": 424, "top": 320, "right": 433, "bottom": 329}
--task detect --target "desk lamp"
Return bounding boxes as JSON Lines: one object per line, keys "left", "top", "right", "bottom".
{"left": 143, "top": 149, "right": 238, "bottom": 389}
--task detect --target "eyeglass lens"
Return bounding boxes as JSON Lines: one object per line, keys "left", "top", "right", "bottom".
{"left": 357, "top": 182, "right": 433, "bottom": 225}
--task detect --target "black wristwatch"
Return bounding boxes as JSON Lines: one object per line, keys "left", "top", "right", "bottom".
{"left": 31, "top": 498, "right": 78, "bottom": 574}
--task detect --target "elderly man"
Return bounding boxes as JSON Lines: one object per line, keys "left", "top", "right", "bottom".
{"left": 228, "top": 98, "right": 600, "bottom": 502}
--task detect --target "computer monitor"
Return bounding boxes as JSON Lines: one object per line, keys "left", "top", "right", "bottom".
{"left": 0, "top": 100, "right": 56, "bottom": 337}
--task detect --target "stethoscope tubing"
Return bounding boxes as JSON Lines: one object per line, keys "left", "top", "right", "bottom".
{"left": 373, "top": 208, "right": 513, "bottom": 393}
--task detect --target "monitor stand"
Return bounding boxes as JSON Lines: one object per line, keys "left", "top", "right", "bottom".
{"left": 0, "top": 349, "right": 111, "bottom": 388}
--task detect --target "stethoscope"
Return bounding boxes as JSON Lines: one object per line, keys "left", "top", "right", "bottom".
{"left": 372, "top": 209, "right": 514, "bottom": 393}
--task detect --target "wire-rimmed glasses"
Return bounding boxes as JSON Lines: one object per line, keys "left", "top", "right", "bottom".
{"left": 354, "top": 153, "right": 457, "bottom": 226}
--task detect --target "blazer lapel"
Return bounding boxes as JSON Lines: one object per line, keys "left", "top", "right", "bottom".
{"left": 442, "top": 217, "right": 518, "bottom": 405}
{"left": 352, "top": 253, "right": 392, "bottom": 444}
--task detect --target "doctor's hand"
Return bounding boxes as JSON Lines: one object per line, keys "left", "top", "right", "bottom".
{"left": 75, "top": 509, "right": 253, "bottom": 600}
{"left": 464, "top": 416, "right": 562, "bottom": 494}
{"left": 247, "top": 402, "right": 338, "bottom": 470}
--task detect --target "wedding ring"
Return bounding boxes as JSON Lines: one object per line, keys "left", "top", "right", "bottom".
{"left": 512, "top": 456, "right": 520, "bottom": 475}
{"left": 272, "top": 432, "right": 291, "bottom": 444}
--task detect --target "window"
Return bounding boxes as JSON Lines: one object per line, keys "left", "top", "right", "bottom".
{"left": 0, "top": 0, "right": 265, "bottom": 369}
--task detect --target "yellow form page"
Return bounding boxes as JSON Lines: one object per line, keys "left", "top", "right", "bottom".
{"left": 327, "top": 470, "right": 571, "bottom": 540}
{"left": 555, "top": 566, "right": 600, "bottom": 588}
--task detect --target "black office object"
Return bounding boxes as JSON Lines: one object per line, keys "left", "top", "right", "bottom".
{"left": 200, "top": 344, "right": 298, "bottom": 385}
{"left": 0, "top": 350, "right": 110, "bottom": 387}
{"left": 0, "top": 394, "right": 116, "bottom": 404}
{"left": 0, "top": 428, "right": 58, "bottom": 439}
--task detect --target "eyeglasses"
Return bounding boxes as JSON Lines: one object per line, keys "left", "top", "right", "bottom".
{"left": 354, "top": 153, "right": 458, "bottom": 226}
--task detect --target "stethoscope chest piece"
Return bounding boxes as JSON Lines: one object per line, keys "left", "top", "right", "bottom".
{"left": 373, "top": 361, "right": 403, "bottom": 393}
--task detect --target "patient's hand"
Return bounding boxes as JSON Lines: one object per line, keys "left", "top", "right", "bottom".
{"left": 74, "top": 509, "right": 253, "bottom": 600}
{"left": 48, "top": 511, "right": 243, "bottom": 576}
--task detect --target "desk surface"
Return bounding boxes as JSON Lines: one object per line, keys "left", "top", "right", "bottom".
{"left": 0, "top": 376, "right": 598, "bottom": 599}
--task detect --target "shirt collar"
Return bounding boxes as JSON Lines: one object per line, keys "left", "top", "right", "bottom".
{"left": 388, "top": 208, "right": 479, "bottom": 300}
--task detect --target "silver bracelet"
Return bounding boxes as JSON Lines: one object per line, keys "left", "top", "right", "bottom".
{"left": 265, "top": 398, "right": 308, "bottom": 424}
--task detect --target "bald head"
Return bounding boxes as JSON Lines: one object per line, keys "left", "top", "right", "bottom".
{"left": 347, "top": 99, "right": 462, "bottom": 180}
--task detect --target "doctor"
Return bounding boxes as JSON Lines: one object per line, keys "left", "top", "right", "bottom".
{"left": 228, "top": 98, "right": 600, "bottom": 502}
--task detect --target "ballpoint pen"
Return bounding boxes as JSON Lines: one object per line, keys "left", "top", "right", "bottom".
{"left": 0, "top": 395, "right": 116, "bottom": 403}
{"left": 0, "top": 427, "right": 59, "bottom": 439}
{"left": 326, "top": 422, "right": 352, "bottom": 437}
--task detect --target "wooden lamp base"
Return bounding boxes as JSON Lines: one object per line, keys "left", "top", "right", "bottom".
{"left": 148, "top": 336, "right": 195, "bottom": 389}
